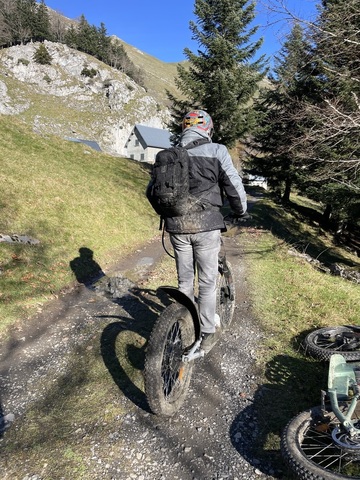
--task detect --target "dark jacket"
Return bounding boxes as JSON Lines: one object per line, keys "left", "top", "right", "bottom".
{"left": 164, "top": 128, "right": 247, "bottom": 234}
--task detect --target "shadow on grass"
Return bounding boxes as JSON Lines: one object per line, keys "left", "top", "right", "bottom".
{"left": 249, "top": 193, "right": 358, "bottom": 268}
{"left": 69, "top": 247, "right": 105, "bottom": 286}
{"left": 230, "top": 351, "right": 328, "bottom": 478}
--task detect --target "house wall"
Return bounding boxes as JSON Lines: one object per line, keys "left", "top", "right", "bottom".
{"left": 125, "top": 128, "right": 168, "bottom": 163}
{"left": 146, "top": 147, "right": 162, "bottom": 164}
{"left": 126, "top": 138, "right": 162, "bottom": 163}
{"left": 126, "top": 133, "right": 147, "bottom": 161}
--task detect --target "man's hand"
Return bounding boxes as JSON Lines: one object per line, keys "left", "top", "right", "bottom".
{"left": 224, "top": 212, "right": 252, "bottom": 227}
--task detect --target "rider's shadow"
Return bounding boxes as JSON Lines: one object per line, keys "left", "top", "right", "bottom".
{"left": 69, "top": 247, "right": 105, "bottom": 288}
{"left": 229, "top": 352, "right": 328, "bottom": 478}
{"left": 98, "top": 285, "right": 171, "bottom": 412}
{"left": 68, "top": 247, "right": 166, "bottom": 410}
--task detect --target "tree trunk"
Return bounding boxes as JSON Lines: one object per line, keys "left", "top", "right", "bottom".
{"left": 282, "top": 179, "right": 291, "bottom": 203}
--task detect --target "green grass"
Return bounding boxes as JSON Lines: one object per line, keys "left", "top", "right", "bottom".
{"left": 0, "top": 115, "right": 158, "bottom": 333}
{"left": 240, "top": 190, "right": 360, "bottom": 469}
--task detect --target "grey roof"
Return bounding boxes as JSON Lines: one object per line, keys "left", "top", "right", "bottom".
{"left": 134, "top": 124, "right": 171, "bottom": 149}
{"left": 66, "top": 137, "right": 102, "bottom": 151}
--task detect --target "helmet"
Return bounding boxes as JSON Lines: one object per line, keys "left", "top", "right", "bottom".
{"left": 182, "top": 110, "right": 213, "bottom": 136}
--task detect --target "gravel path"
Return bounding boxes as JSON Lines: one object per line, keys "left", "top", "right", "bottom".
{"left": 0, "top": 232, "right": 281, "bottom": 480}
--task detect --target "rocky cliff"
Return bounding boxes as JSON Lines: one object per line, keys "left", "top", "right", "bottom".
{"left": 0, "top": 40, "right": 174, "bottom": 156}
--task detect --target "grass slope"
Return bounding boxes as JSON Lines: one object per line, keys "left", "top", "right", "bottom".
{"left": 0, "top": 115, "right": 158, "bottom": 332}
{"left": 120, "top": 38, "right": 187, "bottom": 105}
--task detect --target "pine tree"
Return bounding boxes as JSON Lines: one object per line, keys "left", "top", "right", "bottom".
{"left": 0, "top": 0, "right": 17, "bottom": 45}
{"left": 64, "top": 24, "right": 78, "bottom": 49}
{"left": 33, "top": 42, "right": 52, "bottom": 64}
{"left": 33, "top": 0, "right": 51, "bottom": 42}
{"left": 13, "top": 0, "right": 37, "bottom": 43}
{"left": 168, "top": 0, "right": 267, "bottom": 147}
{"left": 250, "top": 23, "right": 316, "bottom": 201}
{"left": 96, "top": 23, "right": 111, "bottom": 63}
{"left": 76, "top": 15, "right": 95, "bottom": 54}
{"left": 297, "top": 0, "right": 360, "bottom": 228}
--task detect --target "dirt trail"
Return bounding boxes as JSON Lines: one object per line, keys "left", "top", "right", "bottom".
{"left": 0, "top": 218, "right": 280, "bottom": 479}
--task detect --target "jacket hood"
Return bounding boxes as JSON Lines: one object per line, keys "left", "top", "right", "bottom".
{"left": 179, "top": 127, "right": 212, "bottom": 147}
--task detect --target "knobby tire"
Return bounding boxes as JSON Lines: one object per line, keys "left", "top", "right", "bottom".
{"left": 217, "top": 257, "right": 235, "bottom": 330}
{"left": 281, "top": 406, "right": 360, "bottom": 479}
{"left": 305, "top": 326, "right": 360, "bottom": 361}
{"left": 144, "top": 302, "right": 195, "bottom": 417}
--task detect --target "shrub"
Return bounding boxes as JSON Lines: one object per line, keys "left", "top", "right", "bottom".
{"left": 81, "top": 67, "right": 97, "bottom": 78}
{"left": 18, "top": 58, "right": 29, "bottom": 66}
{"left": 33, "top": 44, "right": 52, "bottom": 65}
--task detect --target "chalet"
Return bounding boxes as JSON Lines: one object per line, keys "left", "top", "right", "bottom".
{"left": 125, "top": 124, "right": 172, "bottom": 163}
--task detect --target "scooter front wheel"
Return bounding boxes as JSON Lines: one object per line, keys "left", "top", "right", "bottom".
{"left": 281, "top": 406, "right": 360, "bottom": 479}
{"left": 144, "top": 302, "right": 195, "bottom": 417}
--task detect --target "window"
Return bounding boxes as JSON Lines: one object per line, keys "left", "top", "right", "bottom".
{"left": 135, "top": 139, "right": 139, "bottom": 146}
{"left": 140, "top": 154, "right": 145, "bottom": 161}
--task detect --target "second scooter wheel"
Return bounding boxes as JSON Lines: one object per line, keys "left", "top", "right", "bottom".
{"left": 304, "top": 326, "right": 360, "bottom": 361}
{"left": 217, "top": 258, "right": 236, "bottom": 329}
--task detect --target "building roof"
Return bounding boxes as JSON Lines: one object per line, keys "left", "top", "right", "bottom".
{"left": 66, "top": 137, "right": 102, "bottom": 151}
{"left": 133, "top": 124, "right": 172, "bottom": 149}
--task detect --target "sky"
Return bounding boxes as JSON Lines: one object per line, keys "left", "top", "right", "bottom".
{"left": 42, "top": 0, "right": 319, "bottom": 67}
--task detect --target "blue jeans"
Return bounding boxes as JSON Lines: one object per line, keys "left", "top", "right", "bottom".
{"left": 169, "top": 230, "right": 221, "bottom": 334}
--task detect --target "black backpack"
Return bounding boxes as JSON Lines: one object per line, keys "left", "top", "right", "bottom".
{"left": 146, "top": 138, "right": 210, "bottom": 217}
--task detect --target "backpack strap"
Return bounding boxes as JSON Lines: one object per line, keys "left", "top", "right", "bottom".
{"left": 183, "top": 138, "right": 211, "bottom": 150}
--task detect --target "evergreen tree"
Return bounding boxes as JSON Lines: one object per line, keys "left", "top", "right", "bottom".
{"left": 64, "top": 24, "right": 78, "bottom": 49}
{"left": 75, "top": 14, "right": 95, "bottom": 54}
{"left": 297, "top": 0, "right": 360, "bottom": 228}
{"left": 96, "top": 22, "right": 111, "bottom": 63}
{"left": 0, "top": 0, "right": 17, "bottom": 45}
{"left": 1, "top": 0, "right": 50, "bottom": 44}
{"left": 33, "top": 0, "right": 51, "bottom": 41}
{"left": 168, "top": 0, "right": 267, "bottom": 147}
{"left": 12, "top": 0, "right": 36, "bottom": 43}
{"left": 33, "top": 42, "right": 52, "bottom": 64}
{"left": 250, "top": 23, "right": 316, "bottom": 202}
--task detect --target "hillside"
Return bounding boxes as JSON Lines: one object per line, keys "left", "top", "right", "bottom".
{"left": 119, "top": 37, "right": 186, "bottom": 106}
{"left": 0, "top": 115, "right": 158, "bottom": 329}
{"left": 0, "top": 40, "right": 180, "bottom": 156}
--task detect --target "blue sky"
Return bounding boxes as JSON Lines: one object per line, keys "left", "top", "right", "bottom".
{"left": 43, "top": 0, "right": 319, "bottom": 66}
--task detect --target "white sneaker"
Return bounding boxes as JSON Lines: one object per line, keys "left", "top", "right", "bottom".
{"left": 214, "top": 313, "right": 221, "bottom": 327}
